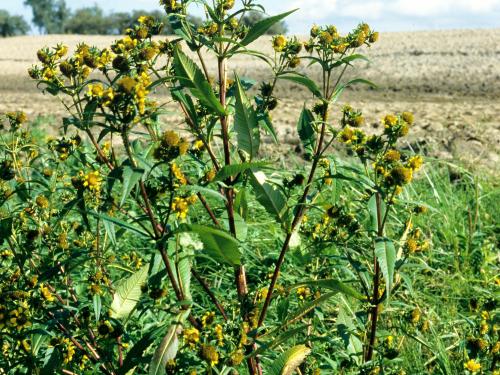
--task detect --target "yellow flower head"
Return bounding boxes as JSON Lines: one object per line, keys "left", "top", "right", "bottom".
{"left": 87, "top": 83, "right": 105, "bottom": 98}
{"left": 296, "top": 286, "right": 311, "bottom": 300}
{"left": 40, "top": 284, "right": 55, "bottom": 302}
{"left": 383, "top": 114, "right": 398, "bottom": 128}
{"left": 183, "top": 327, "right": 200, "bottom": 348}
{"left": 407, "top": 156, "right": 423, "bottom": 171}
{"left": 138, "top": 15, "right": 155, "bottom": 26}
{"left": 201, "top": 344, "right": 219, "bottom": 367}
{"left": 464, "top": 359, "right": 481, "bottom": 373}
{"left": 171, "top": 197, "right": 190, "bottom": 219}
{"left": 384, "top": 149, "right": 401, "bottom": 163}
{"left": 80, "top": 170, "right": 103, "bottom": 192}
{"left": 214, "top": 324, "right": 224, "bottom": 346}
{"left": 402, "top": 111, "right": 414, "bottom": 125}
{"left": 273, "top": 35, "right": 287, "bottom": 52}
{"left": 390, "top": 166, "right": 413, "bottom": 185}
{"left": 202, "top": 311, "right": 215, "bottom": 328}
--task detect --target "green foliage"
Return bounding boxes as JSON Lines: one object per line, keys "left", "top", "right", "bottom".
{"left": 0, "top": 10, "right": 30, "bottom": 37}
{"left": 24, "top": 0, "right": 70, "bottom": 34}
{"left": 1, "top": 2, "right": 499, "bottom": 375}
{"left": 241, "top": 10, "right": 289, "bottom": 36}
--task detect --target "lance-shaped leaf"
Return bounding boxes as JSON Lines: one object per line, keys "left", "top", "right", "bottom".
{"left": 234, "top": 74, "right": 260, "bottom": 159}
{"left": 331, "top": 78, "right": 377, "bottom": 103}
{"left": 268, "top": 345, "right": 312, "bottom": 375}
{"left": 149, "top": 325, "right": 181, "bottom": 375}
{"left": 110, "top": 266, "right": 148, "bottom": 319}
{"left": 375, "top": 237, "right": 396, "bottom": 297}
{"left": 121, "top": 166, "right": 144, "bottom": 207}
{"left": 240, "top": 9, "right": 298, "bottom": 46}
{"left": 367, "top": 194, "right": 386, "bottom": 233}
{"left": 278, "top": 72, "right": 323, "bottom": 98}
{"left": 178, "top": 224, "right": 241, "bottom": 266}
{"left": 250, "top": 171, "right": 288, "bottom": 223}
{"left": 297, "top": 107, "right": 316, "bottom": 157}
{"left": 214, "top": 161, "right": 270, "bottom": 182}
{"left": 172, "top": 47, "right": 225, "bottom": 115}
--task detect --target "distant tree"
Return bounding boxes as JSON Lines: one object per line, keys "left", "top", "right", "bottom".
{"left": 65, "top": 6, "right": 114, "bottom": 35}
{"left": 242, "top": 11, "right": 288, "bottom": 34}
{"left": 0, "top": 10, "right": 30, "bottom": 37}
{"left": 24, "top": 0, "right": 70, "bottom": 34}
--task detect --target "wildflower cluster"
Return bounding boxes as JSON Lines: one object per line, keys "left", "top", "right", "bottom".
{"left": 154, "top": 130, "right": 190, "bottom": 162}
{"left": 305, "top": 23, "right": 378, "bottom": 55}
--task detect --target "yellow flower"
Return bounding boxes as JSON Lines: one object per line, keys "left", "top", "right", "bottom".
{"left": 201, "top": 344, "right": 219, "bottom": 367}
{"left": 464, "top": 359, "right": 481, "bottom": 373}
{"left": 273, "top": 35, "right": 287, "bottom": 52}
{"left": 214, "top": 324, "right": 224, "bottom": 346}
{"left": 202, "top": 311, "right": 215, "bottom": 328}
{"left": 296, "top": 286, "right": 311, "bottom": 300}
{"left": 118, "top": 76, "right": 137, "bottom": 94}
{"left": 411, "top": 308, "right": 421, "bottom": 324}
{"left": 61, "top": 338, "right": 76, "bottom": 364}
{"left": 480, "top": 320, "right": 489, "bottom": 335}
{"left": 40, "top": 284, "right": 55, "bottom": 302}
{"left": 87, "top": 83, "right": 105, "bottom": 98}
{"left": 171, "top": 197, "right": 190, "bottom": 219}
{"left": 183, "top": 327, "right": 200, "bottom": 348}
{"left": 383, "top": 114, "right": 398, "bottom": 127}
{"left": 407, "top": 156, "right": 423, "bottom": 171}
{"left": 258, "top": 287, "right": 268, "bottom": 302}
{"left": 8, "top": 305, "right": 31, "bottom": 330}
{"left": 390, "top": 166, "right": 413, "bottom": 185}
{"left": 138, "top": 15, "right": 154, "bottom": 25}
{"left": 55, "top": 44, "right": 68, "bottom": 58}
{"left": 402, "top": 111, "right": 414, "bottom": 125}
{"left": 80, "top": 170, "right": 103, "bottom": 192}
{"left": 384, "top": 149, "right": 401, "bottom": 162}
{"left": 171, "top": 163, "right": 187, "bottom": 185}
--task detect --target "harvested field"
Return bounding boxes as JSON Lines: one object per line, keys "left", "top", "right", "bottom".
{"left": 1, "top": 29, "right": 499, "bottom": 171}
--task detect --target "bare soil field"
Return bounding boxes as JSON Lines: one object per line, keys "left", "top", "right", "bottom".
{"left": 0, "top": 30, "right": 499, "bottom": 171}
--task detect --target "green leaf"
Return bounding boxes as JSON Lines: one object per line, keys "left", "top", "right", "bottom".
{"left": 367, "top": 194, "right": 386, "bottom": 233}
{"left": 374, "top": 238, "right": 396, "bottom": 297}
{"left": 89, "top": 211, "right": 151, "bottom": 238}
{"left": 121, "top": 166, "right": 144, "bottom": 207}
{"left": 234, "top": 187, "right": 249, "bottom": 220}
{"left": 172, "top": 47, "right": 225, "bottom": 115}
{"left": 176, "top": 254, "right": 192, "bottom": 300}
{"left": 178, "top": 224, "right": 241, "bottom": 266}
{"left": 336, "top": 298, "right": 363, "bottom": 360}
{"left": 222, "top": 212, "right": 248, "bottom": 241}
{"left": 250, "top": 171, "right": 288, "bottom": 223}
{"left": 285, "top": 292, "right": 337, "bottom": 327}
{"left": 331, "top": 78, "right": 377, "bottom": 102}
{"left": 278, "top": 72, "right": 323, "bottom": 98}
{"left": 240, "top": 9, "right": 297, "bottom": 46}
{"left": 214, "top": 161, "right": 270, "bottom": 182}
{"left": 297, "top": 107, "right": 317, "bottom": 156}
{"left": 268, "top": 345, "right": 312, "bottom": 375}
{"left": 234, "top": 74, "right": 260, "bottom": 159}
{"left": 93, "top": 294, "right": 102, "bottom": 322}
{"left": 110, "top": 266, "right": 148, "bottom": 319}
{"left": 103, "top": 219, "right": 116, "bottom": 247}
{"left": 290, "top": 279, "right": 365, "bottom": 301}
{"left": 120, "top": 325, "right": 167, "bottom": 375}
{"left": 149, "top": 325, "right": 180, "bottom": 375}
{"left": 331, "top": 53, "right": 370, "bottom": 68}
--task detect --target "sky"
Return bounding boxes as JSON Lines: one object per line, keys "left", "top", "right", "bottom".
{"left": 3, "top": 0, "right": 500, "bottom": 33}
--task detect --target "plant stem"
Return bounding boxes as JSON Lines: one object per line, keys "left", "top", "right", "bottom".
{"left": 258, "top": 107, "right": 330, "bottom": 327}
{"left": 365, "top": 192, "right": 384, "bottom": 362}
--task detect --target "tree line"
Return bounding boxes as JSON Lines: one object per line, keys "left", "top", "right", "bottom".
{"left": 0, "top": 0, "right": 287, "bottom": 37}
